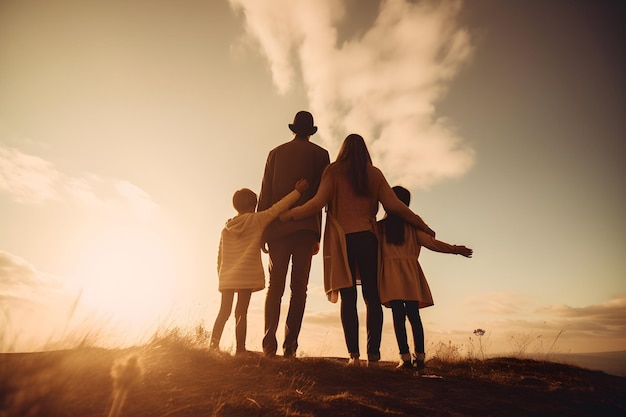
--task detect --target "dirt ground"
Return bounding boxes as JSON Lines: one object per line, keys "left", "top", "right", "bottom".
{"left": 1, "top": 344, "right": 625, "bottom": 417}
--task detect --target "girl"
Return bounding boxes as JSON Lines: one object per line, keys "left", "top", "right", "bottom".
{"left": 378, "top": 186, "right": 473, "bottom": 370}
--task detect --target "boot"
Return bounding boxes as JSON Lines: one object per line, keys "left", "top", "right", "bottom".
{"left": 347, "top": 353, "right": 361, "bottom": 367}
{"left": 367, "top": 353, "right": 381, "bottom": 368}
{"left": 396, "top": 353, "right": 413, "bottom": 370}
{"left": 413, "top": 352, "right": 425, "bottom": 371}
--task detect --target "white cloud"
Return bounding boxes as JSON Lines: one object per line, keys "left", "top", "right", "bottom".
{"left": 0, "top": 250, "right": 82, "bottom": 351}
{"left": 229, "top": 0, "right": 475, "bottom": 188}
{"left": 538, "top": 294, "right": 626, "bottom": 336}
{"left": 113, "top": 180, "right": 159, "bottom": 219}
{"left": 0, "top": 250, "right": 44, "bottom": 302}
{"left": 461, "top": 291, "right": 536, "bottom": 316}
{"left": 0, "top": 144, "right": 158, "bottom": 219}
{"left": 0, "top": 146, "right": 61, "bottom": 203}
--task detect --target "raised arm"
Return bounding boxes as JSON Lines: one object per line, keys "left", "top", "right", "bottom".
{"left": 284, "top": 166, "right": 333, "bottom": 221}
{"left": 257, "top": 179, "right": 309, "bottom": 225}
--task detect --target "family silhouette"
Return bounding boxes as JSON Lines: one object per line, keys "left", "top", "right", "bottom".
{"left": 211, "top": 111, "right": 472, "bottom": 370}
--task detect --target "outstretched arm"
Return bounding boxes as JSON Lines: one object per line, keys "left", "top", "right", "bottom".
{"left": 417, "top": 230, "right": 473, "bottom": 257}
{"left": 454, "top": 245, "right": 473, "bottom": 258}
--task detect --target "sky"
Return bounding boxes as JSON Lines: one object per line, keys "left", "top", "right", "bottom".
{"left": 1, "top": 0, "right": 624, "bottom": 358}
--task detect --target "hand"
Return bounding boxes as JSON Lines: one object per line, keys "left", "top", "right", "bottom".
{"left": 279, "top": 211, "right": 293, "bottom": 222}
{"left": 295, "top": 179, "right": 309, "bottom": 193}
{"left": 456, "top": 246, "right": 473, "bottom": 258}
{"left": 312, "top": 241, "right": 320, "bottom": 256}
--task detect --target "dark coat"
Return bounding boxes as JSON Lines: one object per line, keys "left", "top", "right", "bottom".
{"left": 258, "top": 137, "right": 330, "bottom": 243}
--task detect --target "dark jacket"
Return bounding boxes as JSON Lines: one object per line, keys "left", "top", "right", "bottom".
{"left": 258, "top": 137, "right": 330, "bottom": 243}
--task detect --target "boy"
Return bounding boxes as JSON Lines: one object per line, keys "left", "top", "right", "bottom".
{"left": 210, "top": 179, "right": 308, "bottom": 354}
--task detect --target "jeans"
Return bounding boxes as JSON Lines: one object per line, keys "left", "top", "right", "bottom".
{"left": 263, "top": 231, "right": 317, "bottom": 356}
{"left": 339, "top": 231, "right": 382, "bottom": 360}
{"left": 210, "top": 290, "right": 252, "bottom": 353}
{"left": 389, "top": 300, "right": 424, "bottom": 355}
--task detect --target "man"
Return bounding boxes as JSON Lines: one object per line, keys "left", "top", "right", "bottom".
{"left": 258, "top": 111, "right": 330, "bottom": 358}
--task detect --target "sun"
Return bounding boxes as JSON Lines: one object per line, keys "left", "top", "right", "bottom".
{"left": 69, "top": 221, "right": 179, "bottom": 332}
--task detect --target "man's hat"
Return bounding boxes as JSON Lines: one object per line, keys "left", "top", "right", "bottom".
{"left": 289, "top": 111, "right": 318, "bottom": 136}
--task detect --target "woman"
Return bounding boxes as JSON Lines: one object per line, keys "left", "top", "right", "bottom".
{"left": 281, "top": 134, "right": 435, "bottom": 366}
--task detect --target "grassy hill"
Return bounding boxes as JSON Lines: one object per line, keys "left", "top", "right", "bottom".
{"left": 1, "top": 338, "right": 625, "bottom": 417}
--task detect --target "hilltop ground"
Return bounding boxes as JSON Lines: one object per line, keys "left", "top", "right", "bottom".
{"left": 1, "top": 341, "right": 625, "bottom": 417}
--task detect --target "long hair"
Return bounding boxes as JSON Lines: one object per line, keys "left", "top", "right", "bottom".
{"left": 335, "top": 134, "right": 372, "bottom": 197}
{"left": 382, "top": 186, "right": 411, "bottom": 245}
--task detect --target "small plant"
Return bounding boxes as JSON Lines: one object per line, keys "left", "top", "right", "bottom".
{"left": 468, "top": 328, "right": 489, "bottom": 360}
{"left": 431, "top": 340, "right": 462, "bottom": 362}
{"left": 533, "top": 329, "right": 567, "bottom": 360}
{"left": 508, "top": 331, "right": 542, "bottom": 357}
{"left": 194, "top": 323, "right": 211, "bottom": 346}
{"left": 545, "top": 329, "right": 565, "bottom": 358}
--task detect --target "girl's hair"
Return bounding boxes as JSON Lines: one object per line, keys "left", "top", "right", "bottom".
{"left": 335, "top": 134, "right": 372, "bottom": 197}
{"left": 383, "top": 186, "right": 411, "bottom": 245}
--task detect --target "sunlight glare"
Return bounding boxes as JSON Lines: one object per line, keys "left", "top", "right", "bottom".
{"left": 69, "top": 223, "right": 178, "bottom": 332}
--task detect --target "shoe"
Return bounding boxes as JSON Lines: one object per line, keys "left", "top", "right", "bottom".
{"left": 367, "top": 360, "right": 380, "bottom": 368}
{"left": 413, "top": 353, "right": 425, "bottom": 371}
{"left": 348, "top": 358, "right": 361, "bottom": 367}
{"left": 396, "top": 360, "right": 413, "bottom": 370}
{"left": 283, "top": 346, "right": 297, "bottom": 359}
{"left": 283, "top": 351, "right": 296, "bottom": 359}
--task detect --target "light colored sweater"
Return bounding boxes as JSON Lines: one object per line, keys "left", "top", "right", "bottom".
{"left": 217, "top": 189, "right": 300, "bottom": 292}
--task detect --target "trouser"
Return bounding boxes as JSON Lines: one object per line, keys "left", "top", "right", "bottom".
{"left": 389, "top": 300, "right": 425, "bottom": 355}
{"left": 263, "top": 231, "right": 317, "bottom": 356}
{"left": 210, "top": 290, "right": 252, "bottom": 353}
{"left": 339, "top": 231, "right": 382, "bottom": 361}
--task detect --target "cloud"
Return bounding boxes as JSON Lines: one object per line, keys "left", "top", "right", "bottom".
{"left": 540, "top": 294, "right": 626, "bottom": 319}
{"left": 462, "top": 291, "right": 537, "bottom": 316}
{"left": 0, "top": 250, "right": 69, "bottom": 320}
{"left": 304, "top": 309, "right": 343, "bottom": 327}
{"left": 538, "top": 294, "right": 626, "bottom": 336}
{"left": 462, "top": 292, "right": 626, "bottom": 337}
{"left": 0, "top": 250, "right": 45, "bottom": 304}
{"left": 0, "top": 146, "right": 61, "bottom": 203}
{"left": 113, "top": 180, "right": 159, "bottom": 219}
{"left": 229, "top": 0, "right": 475, "bottom": 188}
{"left": 0, "top": 144, "right": 158, "bottom": 219}
{"left": 0, "top": 250, "right": 81, "bottom": 351}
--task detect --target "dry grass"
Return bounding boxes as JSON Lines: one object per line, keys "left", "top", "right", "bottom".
{"left": 1, "top": 333, "right": 625, "bottom": 417}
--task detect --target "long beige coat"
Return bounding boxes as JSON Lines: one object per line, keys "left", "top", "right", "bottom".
{"left": 378, "top": 222, "right": 462, "bottom": 308}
